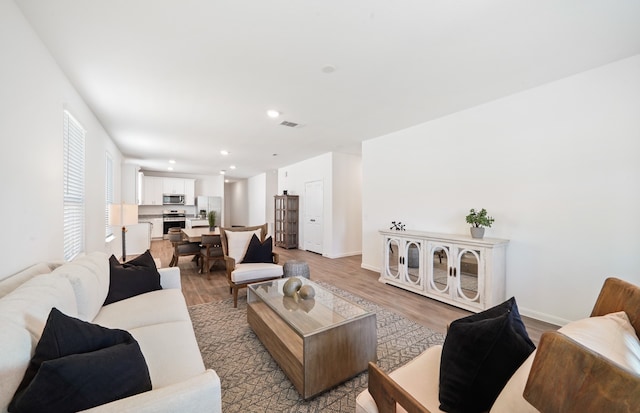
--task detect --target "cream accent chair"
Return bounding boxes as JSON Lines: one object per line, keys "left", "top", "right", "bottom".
{"left": 356, "top": 277, "right": 640, "bottom": 413}
{"left": 219, "top": 224, "right": 283, "bottom": 307}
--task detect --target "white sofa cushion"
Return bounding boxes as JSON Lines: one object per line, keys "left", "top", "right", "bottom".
{"left": 53, "top": 252, "right": 109, "bottom": 321}
{"left": 80, "top": 370, "right": 221, "bottom": 413}
{"left": 0, "top": 274, "right": 78, "bottom": 338}
{"left": 94, "top": 289, "right": 191, "bottom": 330}
{"left": 231, "top": 262, "right": 283, "bottom": 284}
{"left": 225, "top": 229, "right": 261, "bottom": 263}
{"left": 0, "top": 274, "right": 78, "bottom": 413}
{"left": 128, "top": 321, "right": 206, "bottom": 389}
{"left": 0, "top": 320, "right": 34, "bottom": 412}
{"left": 489, "top": 351, "right": 539, "bottom": 412}
{"left": 356, "top": 345, "right": 445, "bottom": 413}
{"left": 0, "top": 262, "right": 52, "bottom": 299}
{"left": 558, "top": 311, "right": 640, "bottom": 370}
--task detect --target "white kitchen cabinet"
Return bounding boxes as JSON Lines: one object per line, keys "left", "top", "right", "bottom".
{"left": 150, "top": 218, "right": 163, "bottom": 238}
{"left": 163, "top": 178, "right": 185, "bottom": 195}
{"left": 186, "top": 218, "right": 208, "bottom": 228}
{"left": 184, "top": 179, "right": 195, "bottom": 205}
{"left": 380, "top": 230, "right": 508, "bottom": 312}
{"left": 138, "top": 218, "right": 163, "bottom": 239}
{"left": 141, "top": 176, "right": 163, "bottom": 205}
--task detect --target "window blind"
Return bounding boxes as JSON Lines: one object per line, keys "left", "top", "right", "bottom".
{"left": 105, "top": 153, "right": 113, "bottom": 239}
{"left": 63, "top": 110, "right": 85, "bottom": 261}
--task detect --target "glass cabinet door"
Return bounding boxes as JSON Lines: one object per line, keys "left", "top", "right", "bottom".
{"left": 428, "top": 243, "right": 451, "bottom": 295}
{"left": 385, "top": 238, "right": 401, "bottom": 280}
{"left": 404, "top": 240, "right": 423, "bottom": 287}
{"left": 454, "top": 248, "right": 481, "bottom": 303}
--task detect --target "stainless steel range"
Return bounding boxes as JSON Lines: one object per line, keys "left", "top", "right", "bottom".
{"left": 162, "top": 209, "right": 186, "bottom": 236}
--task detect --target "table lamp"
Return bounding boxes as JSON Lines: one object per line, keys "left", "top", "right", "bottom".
{"left": 109, "top": 203, "right": 139, "bottom": 262}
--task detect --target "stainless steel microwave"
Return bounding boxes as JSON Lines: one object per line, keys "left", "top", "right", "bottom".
{"left": 163, "top": 194, "right": 185, "bottom": 205}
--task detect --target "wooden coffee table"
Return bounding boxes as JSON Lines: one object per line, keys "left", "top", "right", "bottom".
{"left": 247, "top": 278, "right": 377, "bottom": 399}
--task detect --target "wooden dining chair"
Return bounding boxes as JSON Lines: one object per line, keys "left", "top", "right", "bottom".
{"left": 200, "top": 234, "right": 224, "bottom": 277}
{"left": 168, "top": 232, "right": 201, "bottom": 267}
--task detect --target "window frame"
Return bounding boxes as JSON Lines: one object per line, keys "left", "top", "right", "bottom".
{"left": 63, "top": 110, "right": 86, "bottom": 261}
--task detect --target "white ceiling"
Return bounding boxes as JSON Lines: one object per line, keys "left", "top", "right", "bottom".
{"left": 15, "top": 0, "right": 640, "bottom": 179}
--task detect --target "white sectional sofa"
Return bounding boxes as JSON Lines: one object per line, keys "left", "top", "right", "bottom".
{"left": 0, "top": 252, "right": 222, "bottom": 413}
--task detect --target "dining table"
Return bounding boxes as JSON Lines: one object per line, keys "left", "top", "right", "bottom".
{"left": 181, "top": 227, "right": 220, "bottom": 243}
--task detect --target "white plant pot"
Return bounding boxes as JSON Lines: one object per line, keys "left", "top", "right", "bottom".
{"left": 470, "top": 227, "right": 485, "bottom": 239}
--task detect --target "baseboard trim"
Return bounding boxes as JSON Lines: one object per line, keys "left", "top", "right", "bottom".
{"left": 361, "top": 263, "right": 379, "bottom": 273}
{"left": 520, "top": 307, "right": 569, "bottom": 327}
{"left": 325, "top": 251, "right": 362, "bottom": 259}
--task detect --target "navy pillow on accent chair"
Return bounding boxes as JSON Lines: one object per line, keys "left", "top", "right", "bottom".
{"left": 104, "top": 250, "right": 161, "bottom": 305}
{"left": 438, "top": 297, "right": 535, "bottom": 413}
{"left": 241, "top": 234, "right": 274, "bottom": 264}
{"left": 8, "top": 308, "right": 151, "bottom": 413}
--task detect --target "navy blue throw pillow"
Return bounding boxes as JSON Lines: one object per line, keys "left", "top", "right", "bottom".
{"left": 9, "top": 308, "right": 151, "bottom": 413}
{"left": 242, "top": 234, "right": 273, "bottom": 263}
{"left": 438, "top": 297, "right": 535, "bottom": 413}
{"left": 104, "top": 250, "right": 161, "bottom": 305}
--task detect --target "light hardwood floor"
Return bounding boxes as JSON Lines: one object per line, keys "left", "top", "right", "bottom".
{"left": 150, "top": 240, "right": 558, "bottom": 344}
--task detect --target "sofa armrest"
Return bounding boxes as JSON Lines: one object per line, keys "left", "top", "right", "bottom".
{"left": 80, "top": 370, "right": 221, "bottom": 413}
{"left": 158, "top": 267, "right": 181, "bottom": 290}
{"left": 523, "top": 331, "right": 640, "bottom": 413}
{"left": 368, "top": 362, "right": 432, "bottom": 413}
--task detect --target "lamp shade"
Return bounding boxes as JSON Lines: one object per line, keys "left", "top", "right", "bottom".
{"left": 109, "top": 203, "right": 139, "bottom": 227}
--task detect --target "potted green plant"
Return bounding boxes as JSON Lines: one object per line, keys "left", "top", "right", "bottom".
{"left": 465, "top": 208, "right": 494, "bottom": 239}
{"left": 207, "top": 210, "right": 217, "bottom": 231}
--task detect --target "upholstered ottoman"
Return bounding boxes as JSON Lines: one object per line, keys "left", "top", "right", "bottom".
{"left": 283, "top": 260, "right": 310, "bottom": 279}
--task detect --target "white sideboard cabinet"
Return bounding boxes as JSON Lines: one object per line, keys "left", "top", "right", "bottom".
{"left": 380, "top": 229, "right": 509, "bottom": 312}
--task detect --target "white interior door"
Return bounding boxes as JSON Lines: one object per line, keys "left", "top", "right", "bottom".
{"left": 304, "top": 180, "right": 323, "bottom": 254}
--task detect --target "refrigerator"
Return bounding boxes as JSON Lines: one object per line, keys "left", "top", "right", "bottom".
{"left": 196, "top": 196, "right": 222, "bottom": 225}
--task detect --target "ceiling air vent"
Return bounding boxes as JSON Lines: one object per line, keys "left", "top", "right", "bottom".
{"left": 280, "top": 120, "right": 299, "bottom": 128}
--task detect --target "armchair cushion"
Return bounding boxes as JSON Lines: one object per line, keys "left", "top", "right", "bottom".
{"left": 242, "top": 234, "right": 273, "bottom": 263}
{"left": 104, "top": 252, "right": 162, "bottom": 305}
{"left": 230, "top": 263, "right": 283, "bottom": 284}
{"left": 438, "top": 297, "right": 535, "bottom": 413}
{"left": 225, "top": 229, "right": 261, "bottom": 262}
{"left": 9, "top": 308, "right": 151, "bottom": 413}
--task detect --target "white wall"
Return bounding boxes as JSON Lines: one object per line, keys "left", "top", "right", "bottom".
{"left": 279, "top": 153, "right": 332, "bottom": 252}
{"left": 247, "top": 173, "right": 266, "bottom": 226}
{"left": 330, "top": 153, "right": 362, "bottom": 257}
{"left": 225, "top": 180, "right": 248, "bottom": 226}
{"left": 362, "top": 55, "right": 640, "bottom": 325}
{"left": 278, "top": 152, "right": 362, "bottom": 258}
{"left": 0, "top": 0, "right": 123, "bottom": 279}
{"left": 265, "top": 170, "right": 278, "bottom": 236}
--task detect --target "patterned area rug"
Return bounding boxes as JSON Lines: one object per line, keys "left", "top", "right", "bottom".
{"left": 188, "top": 282, "right": 445, "bottom": 413}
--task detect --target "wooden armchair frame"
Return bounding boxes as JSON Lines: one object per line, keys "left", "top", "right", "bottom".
{"left": 219, "top": 224, "right": 281, "bottom": 308}
{"left": 523, "top": 277, "right": 640, "bottom": 413}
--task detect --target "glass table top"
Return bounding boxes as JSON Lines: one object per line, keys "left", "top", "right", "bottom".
{"left": 247, "top": 278, "right": 372, "bottom": 337}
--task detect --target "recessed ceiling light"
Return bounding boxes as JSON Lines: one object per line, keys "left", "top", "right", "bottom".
{"left": 220, "top": 150, "right": 229, "bottom": 156}
{"left": 267, "top": 110, "right": 280, "bottom": 118}
{"left": 168, "top": 159, "right": 176, "bottom": 164}
{"left": 230, "top": 165, "right": 236, "bottom": 170}
{"left": 219, "top": 170, "right": 226, "bottom": 175}
{"left": 168, "top": 167, "right": 174, "bottom": 171}
{"left": 321, "top": 64, "right": 336, "bottom": 74}
{"left": 225, "top": 179, "right": 229, "bottom": 183}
